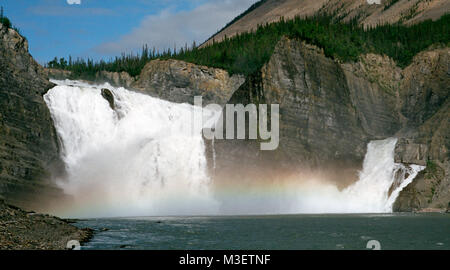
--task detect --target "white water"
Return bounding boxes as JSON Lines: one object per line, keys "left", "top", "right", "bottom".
{"left": 218, "top": 138, "right": 425, "bottom": 215}
{"left": 44, "top": 80, "right": 424, "bottom": 217}
{"left": 44, "top": 80, "right": 219, "bottom": 218}
{"left": 302, "top": 138, "right": 425, "bottom": 213}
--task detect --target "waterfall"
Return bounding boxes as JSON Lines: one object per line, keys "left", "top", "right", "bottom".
{"left": 283, "top": 138, "right": 425, "bottom": 214}
{"left": 44, "top": 80, "right": 219, "bottom": 218}
{"left": 340, "top": 138, "right": 425, "bottom": 213}
{"left": 44, "top": 80, "right": 424, "bottom": 217}
{"left": 212, "top": 137, "right": 217, "bottom": 171}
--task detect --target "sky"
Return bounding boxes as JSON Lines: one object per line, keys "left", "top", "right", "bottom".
{"left": 1, "top": 0, "right": 258, "bottom": 64}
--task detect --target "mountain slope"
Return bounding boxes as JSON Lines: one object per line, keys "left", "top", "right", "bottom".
{"left": 203, "top": 0, "right": 450, "bottom": 46}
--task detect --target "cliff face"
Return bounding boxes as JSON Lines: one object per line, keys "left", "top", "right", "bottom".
{"left": 211, "top": 36, "right": 449, "bottom": 210}
{"left": 46, "top": 59, "right": 245, "bottom": 107}
{"left": 204, "top": 0, "right": 450, "bottom": 46}
{"left": 132, "top": 59, "right": 245, "bottom": 106}
{"left": 34, "top": 27, "right": 449, "bottom": 212}
{"left": 0, "top": 24, "right": 64, "bottom": 209}
{"left": 392, "top": 48, "right": 449, "bottom": 211}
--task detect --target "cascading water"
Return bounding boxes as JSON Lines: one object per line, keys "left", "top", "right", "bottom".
{"left": 217, "top": 138, "right": 425, "bottom": 215}
{"left": 337, "top": 138, "right": 424, "bottom": 213}
{"left": 44, "top": 80, "right": 424, "bottom": 217}
{"left": 292, "top": 138, "right": 425, "bottom": 214}
{"left": 44, "top": 80, "right": 219, "bottom": 218}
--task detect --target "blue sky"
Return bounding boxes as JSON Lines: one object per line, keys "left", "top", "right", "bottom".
{"left": 1, "top": 0, "right": 257, "bottom": 64}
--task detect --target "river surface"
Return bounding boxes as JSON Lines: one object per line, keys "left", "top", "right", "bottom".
{"left": 75, "top": 213, "right": 450, "bottom": 250}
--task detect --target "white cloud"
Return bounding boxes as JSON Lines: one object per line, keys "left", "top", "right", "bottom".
{"left": 94, "top": 0, "right": 257, "bottom": 55}
{"left": 67, "top": 0, "right": 81, "bottom": 5}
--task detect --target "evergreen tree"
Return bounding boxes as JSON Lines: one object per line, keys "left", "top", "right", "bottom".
{"left": 46, "top": 14, "right": 450, "bottom": 78}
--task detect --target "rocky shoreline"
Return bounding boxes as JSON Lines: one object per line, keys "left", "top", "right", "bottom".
{"left": 0, "top": 200, "right": 93, "bottom": 250}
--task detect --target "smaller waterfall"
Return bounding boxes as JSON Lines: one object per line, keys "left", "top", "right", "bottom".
{"left": 386, "top": 163, "right": 425, "bottom": 209}
{"left": 341, "top": 138, "right": 425, "bottom": 213}
{"left": 285, "top": 138, "right": 425, "bottom": 214}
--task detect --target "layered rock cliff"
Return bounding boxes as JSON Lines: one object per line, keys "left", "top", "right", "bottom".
{"left": 210, "top": 36, "right": 449, "bottom": 210}
{"left": 392, "top": 48, "right": 449, "bottom": 211}
{"left": 0, "top": 23, "right": 64, "bottom": 210}
{"left": 46, "top": 59, "right": 245, "bottom": 107}
{"left": 132, "top": 59, "right": 245, "bottom": 106}
{"left": 45, "top": 68, "right": 136, "bottom": 88}
{"left": 20, "top": 18, "right": 449, "bottom": 212}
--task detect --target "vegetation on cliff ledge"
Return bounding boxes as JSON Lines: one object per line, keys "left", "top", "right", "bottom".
{"left": 0, "top": 7, "right": 21, "bottom": 34}
{"left": 0, "top": 7, "right": 11, "bottom": 29}
{"left": 47, "top": 14, "right": 449, "bottom": 77}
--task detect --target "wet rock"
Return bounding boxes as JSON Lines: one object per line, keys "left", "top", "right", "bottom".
{"left": 394, "top": 139, "right": 429, "bottom": 166}
{"left": 101, "top": 88, "right": 115, "bottom": 110}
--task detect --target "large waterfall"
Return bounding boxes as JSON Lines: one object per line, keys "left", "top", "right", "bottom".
{"left": 44, "top": 80, "right": 424, "bottom": 218}
{"left": 44, "top": 80, "right": 219, "bottom": 218}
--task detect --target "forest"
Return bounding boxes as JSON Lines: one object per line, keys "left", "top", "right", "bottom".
{"left": 46, "top": 13, "right": 450, "bottom": 78}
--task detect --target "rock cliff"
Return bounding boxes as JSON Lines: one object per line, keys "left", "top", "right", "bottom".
{"left": 8, "top": 20, "right": 448, "bottom": 212}
{"left": 132, "top": 59, "right": 245, "bottom": 106}
{"left": 46, "top": 59, "right": 245, "bottom": 107}
{"left": 0, "top": 23, "right": 64, "bottom": 210}
{"left": 211, "top": 36, "right": 449, "bottom": 210}
{"left": 45, "top": 68, "right": 136, "bottom": 88}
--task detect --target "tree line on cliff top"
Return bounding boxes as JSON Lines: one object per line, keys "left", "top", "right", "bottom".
{"left": 47, "top": 14, "right": 449, "bottom": 78}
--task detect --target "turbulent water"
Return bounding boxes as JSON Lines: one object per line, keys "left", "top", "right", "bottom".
{"left": 329, "top": 138, "right": 424, "bottom": 213}
{"left": 44, "top": 80, "right": 219, "bottom": 218}
{"left": 44, "top": 80, "right": 424, "bottom": 218}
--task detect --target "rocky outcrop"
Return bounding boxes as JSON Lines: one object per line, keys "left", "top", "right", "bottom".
{"left": 132, "top": 59, "right": 245, "bottom": 106}
{"left": 44, "top": 68, "right": 73, "bottom": 80}
{"left": 393, "top": 103, "right": 449, "bottom": 211}
{"left": 95, "top": 70, "right": 135, "bottom": 88}
{"left": 101, "top": 88, "right": 115, "bottom": 110}
{"left": 45, "top": 59, "right": 245, "bottom": 107}
{"left": 45, "top": 68, "right": 136, "bottom": 88}
{"left": 211, "top": 36, "right": 449, "bottom": 210}
{"left": 0, "top": 23, "right": 64, "bottom": 210}
{"left": 392, "top": 47, "right": 449, "bottom": 211}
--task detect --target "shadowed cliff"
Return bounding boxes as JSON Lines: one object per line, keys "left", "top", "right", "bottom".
{"left": 209, "top": 37, "right": 449, "bottom": 211}
{"left": 0, "top": 23, "right": 65, "bottom": 210}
